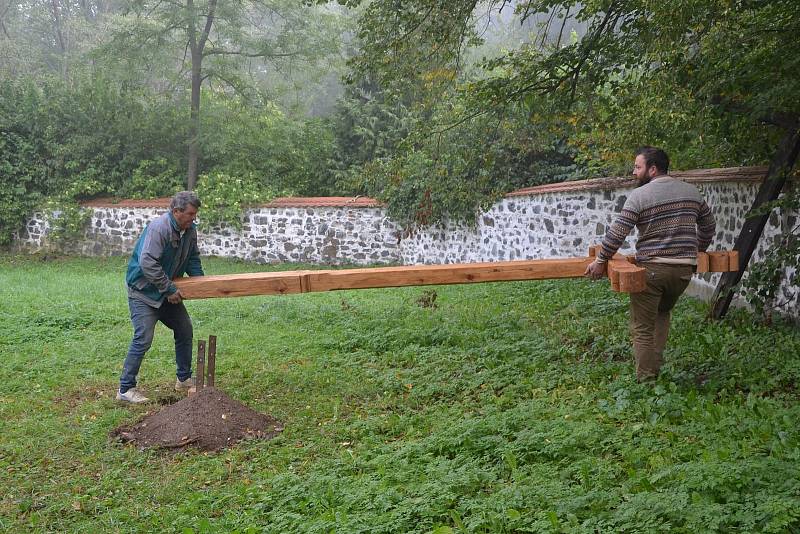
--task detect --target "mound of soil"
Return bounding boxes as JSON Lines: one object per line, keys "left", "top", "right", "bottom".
{"left": 112, "top": 387, "right": 283, "bottom": 452}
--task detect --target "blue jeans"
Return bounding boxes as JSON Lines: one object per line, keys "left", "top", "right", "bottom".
{"left": 119, "top": 297, "right": 193, "bottom": 393}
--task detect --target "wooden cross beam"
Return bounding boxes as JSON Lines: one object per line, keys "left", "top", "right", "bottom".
{"left": 587, "top": 247, "right": 739, "bottom": 293}
{"left": 173, "top": 250, "right": 739, "bottom": 300}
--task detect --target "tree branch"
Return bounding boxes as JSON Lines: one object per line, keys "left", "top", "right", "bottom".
{"left": 556, "top": 6, "right": 570, "bottom": 49}
{"left": 202, "top": 70, "right": 250, "bottom": 99}
{"left": 197, "top": 0, "right": 216, "bottom": 55}
{"left": 0, "top": 1, "right": 10, "bottom": 39}
{"left": 387, "top": 4, "right": 436, "bottom": 48}
{"left": 204, "top": 47, "right": 304, "bottom": 58}
{"left": 566, "top": 2, "right": 619, "bottom": 105}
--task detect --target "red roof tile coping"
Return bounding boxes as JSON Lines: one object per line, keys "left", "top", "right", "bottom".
{"left": 508, "top": 166, "right": 769, "bottom": 197}
{"left": 81, "top": 198, "right": 172, "bottom": 208}
{"left": 80, "top": 166, "right": 769, "bottom": 208}
{"left": 81, "top": 196, "right": 384, "bottom": 209}
{"left": 265, "top": 196, "right": 384, "bottom": 208}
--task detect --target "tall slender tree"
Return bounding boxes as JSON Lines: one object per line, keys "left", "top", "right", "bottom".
{"left": 107, "top": 0, "right": 346, "bottom": 189}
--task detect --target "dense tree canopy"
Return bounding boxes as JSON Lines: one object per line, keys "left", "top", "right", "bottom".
{"left": 1, "top": 0, "right": 797, "bottom": 249}
{"left": 342, "top": 0, "right": 798, "bottom": 225}
{"left": 0, "top": 0, "right": 350, "bottom": 243}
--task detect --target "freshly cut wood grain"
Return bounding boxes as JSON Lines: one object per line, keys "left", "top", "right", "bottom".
{"left": 609, "top": 260, "right": 647, "bottom": 293}
{"left": 175, "top": 271, "right": 305, "bottom": 299}
{"left": 607, "top": 263, "right": 620, "bottom": 292}
{"left": 591, "top": 246, "right": 737, "bottom": 274}
{"left": 707, "top": 251, "right": 732, "bottom": 272}
{"left": 728, "top": 250, "right": 740, "bottom": 272}
{"left": 173, "top": 249, "right": 738, "bottom": 301}
{"left": 174, "top": 259, "right": 598, "bottom": 299}
{"left": 696, "top": 252, "right": 710, "bottom": 273}
{"left": 303, "top": 259, "right": 595, "bottom": 292}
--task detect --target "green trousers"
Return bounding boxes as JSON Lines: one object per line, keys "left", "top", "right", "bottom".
{"left": 629, "top": 263, "right": 694, "bottom": 381}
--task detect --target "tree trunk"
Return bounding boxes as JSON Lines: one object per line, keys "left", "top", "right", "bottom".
{"left": 0, "top": 1, "right": 11, "bottom": 39}
{"left": 50, "top": 0, "right": 68, "bottom": 79}
{"left": 185, "top": 0, "right": 216, "bottom": 191}
{"left": 187, "top": 53, "right": 201, "bottom": 190}
{"left": 709, "top": 124, "right": 800, "bottom": 319}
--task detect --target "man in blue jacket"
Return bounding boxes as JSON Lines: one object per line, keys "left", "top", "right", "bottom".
{"left": 117, "top": 191, "right": 205, "bottom": 403}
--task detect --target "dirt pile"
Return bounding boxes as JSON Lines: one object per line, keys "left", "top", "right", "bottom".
{"left": 112, "top": 387, "right": 283, "bottom": 452}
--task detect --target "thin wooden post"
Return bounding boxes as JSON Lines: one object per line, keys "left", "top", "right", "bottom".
{"left": 207, "top": 335, "right": 216, "bottom": 387}
{"left": 197, "top": 339, "right": 206, "bottom": 390}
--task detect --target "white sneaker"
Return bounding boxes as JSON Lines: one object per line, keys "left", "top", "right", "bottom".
{"left": 116, "top": 388, "right": 149, "bottom": 404}
{"left": 175, "top": 376, "right": 196, "bottom": 393}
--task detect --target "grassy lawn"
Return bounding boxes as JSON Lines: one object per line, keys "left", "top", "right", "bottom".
{"left": 1, "top": 254, "right": 799, "bottom": 533}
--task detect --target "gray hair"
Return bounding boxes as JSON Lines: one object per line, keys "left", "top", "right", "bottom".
{"left": 170, "top": 191, "right": 201, "bottom": 211}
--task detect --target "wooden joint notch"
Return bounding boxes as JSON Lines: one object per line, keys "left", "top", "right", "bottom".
{"left": 695, "top": 251, "right": 739, "bottom": 273}
{"left": 299, "top": 273, "right": 311, "bottom": 293}
{"left": 591, "top": 247, "right": 740, "bottom": 273}
{"left": 607, "top": 259, "right": 646, "bottom": 293}
{"left": 589, "top": 246, "right": 739, "bottom": 291}
{"left": 708, "top": 251, "right": 739, "bottom": 273}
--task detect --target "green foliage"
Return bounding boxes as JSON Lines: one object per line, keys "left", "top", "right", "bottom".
{"left": 334, "top": 82, "right": 577, "bottom": 226}
{"left": 123, "top": 159, "right": 186, "bottom": 200}
{"left": 740, "top": 182, "right": 800, "bottom": 319}
{"left": 0, "top": 73, "right": 342, "bottom": 239}
{"left": 0, "top": 0, "right": 354, "bottom": 240}
{"left": 336, "top": 0, "right": 796, "bottom": 224}
{"left": 0, "top": 130, "right": 46, "bottom": 245}
{"left": 194, "top": 171, "right": 286, "bottom": 230}
{"left": 200, "top": 94, "right": 338, "bottom": 196}
{"left": 30, "top": 74, "right": 188, "bottom": 197}
{"left": 1, "top": 255, "right": 800, "bottom": 532}
{"left": 468, "top": 0, "right": 797, "bottom": 172}
{"left": 102, "top": 0, "right": 349, "bottom": 188}
{"left": 331, "top": 81, "right": 418, "bottom": 174}
{"left": 41, "top": 198, "right": 92, "bottom": 247}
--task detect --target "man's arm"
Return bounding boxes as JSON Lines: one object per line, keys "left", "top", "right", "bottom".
{"left": 140, "top": 224, "right": 178, "bottom": 296}
{"left": 585, "top": 198, "right": 640, "bottom": 279}
{"left": 597, "top": 206, "right": 639, "bottom": 263}
{"left": 697, "top": 200, "right": 716, "bottom": 252}
{"left": 186, "top": 237, "right": 204, "bottom": 277}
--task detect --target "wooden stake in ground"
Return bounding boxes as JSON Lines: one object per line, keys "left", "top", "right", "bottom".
{"left": 196, "top": 339, "right": 206, "bottom": 390}
{"left": 207, "top": 335, "right": 216, "bottom": 388}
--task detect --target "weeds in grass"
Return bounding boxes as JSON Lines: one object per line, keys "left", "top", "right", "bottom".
{"left": 0, "top": 254, "right": 799, "bottom": 532}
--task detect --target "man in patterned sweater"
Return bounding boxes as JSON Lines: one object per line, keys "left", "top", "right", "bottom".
{"left": 585, "top": 147, "right": 716, "bottom": 381}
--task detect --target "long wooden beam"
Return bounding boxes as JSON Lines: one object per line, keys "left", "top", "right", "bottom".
{"left": 174, "top": 251, "right": 738, "bottom": 300}
{"left": 173, "top": 271, "right": 306, "bottom": 299}
{"left": 303, "top": 258, "right": 592, "bottom": 292}
{"left": 175, "top": 258, "right": 593, "bottom": 299}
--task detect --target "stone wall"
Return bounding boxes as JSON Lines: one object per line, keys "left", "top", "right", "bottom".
{"left": 397, "top": 167, "right": 797, "bottom": 317}
{"left": 11, "top": 167, "right": 798, "bottom": 318}
{"left": 13, "top": 197, "right": 402, "bottom": 265}
{"left": 202, "top": 205, "right": 400, "bottom": 264}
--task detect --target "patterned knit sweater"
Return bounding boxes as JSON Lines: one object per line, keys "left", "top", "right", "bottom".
{"left": 597, "top": 176, "right": 716, "bottom": 264}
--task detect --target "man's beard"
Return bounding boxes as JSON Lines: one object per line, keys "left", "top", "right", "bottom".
{"left": 635, "top": 172, "right": 652, "bottom": 188}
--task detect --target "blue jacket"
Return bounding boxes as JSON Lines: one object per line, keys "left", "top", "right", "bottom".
{"left": 126, "top": 211, "right": 204, "bottom": 306}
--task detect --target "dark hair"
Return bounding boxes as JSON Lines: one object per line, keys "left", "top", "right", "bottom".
{"left": 635, "top": 146, "right": 670, "bottom": 174}
{"left": 170, "top": 191, "right": 201, "bottom": 211}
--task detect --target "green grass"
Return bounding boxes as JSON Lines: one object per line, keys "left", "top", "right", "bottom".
{"left": 1, "top": 254, "right": 799, "bottom": 533}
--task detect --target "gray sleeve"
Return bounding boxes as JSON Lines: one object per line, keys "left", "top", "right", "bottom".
{"left": 140, "top": 222, "right": 176, "bottom": 295}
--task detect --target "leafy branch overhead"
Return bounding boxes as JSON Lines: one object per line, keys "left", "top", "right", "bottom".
{"left": 335, "top": 1, "right": 796, "bottom": 208}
